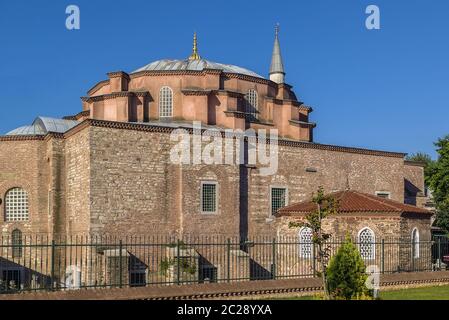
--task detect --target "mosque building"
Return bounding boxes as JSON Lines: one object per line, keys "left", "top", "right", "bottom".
{"left": 0, "top": 28, "right": 431, "bottom": 244}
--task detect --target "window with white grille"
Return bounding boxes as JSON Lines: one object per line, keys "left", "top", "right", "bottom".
{"left": 5, "top": 188, "right": 29, "bottom": 222}
{"left": 358, "top": 228, "right": 375, "bottom": 260}
{"left": 159, "top": 86, "right": 173, "bottom": 118}
{"left": 245, "top": 89, "right": 258, "bottom": 120}
{"left": 271, "top": 187, "right": 287, "bottom": 216}
{"left": 412, "top": 228, "right": 420, "bottom": 259}
{"left": 201, "top": 182, "right": 217, "bottom": 214}
{"left": 299, "top": 227, "right": 313, "bottom": 259}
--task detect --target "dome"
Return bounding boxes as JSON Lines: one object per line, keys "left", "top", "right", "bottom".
{"left": 132, "top": 59, "right": 264, "bottom": 79}
{"left": 6, "top": 125, "right": 46, "bottom": 136}
{"left": 6, "top": 117, "right": 79, "bottom": 136}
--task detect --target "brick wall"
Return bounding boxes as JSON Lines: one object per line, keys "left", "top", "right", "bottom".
{"left": 0, "top": 139, "right": 50, "bottom": 235}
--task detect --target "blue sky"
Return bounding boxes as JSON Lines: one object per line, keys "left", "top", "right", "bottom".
{"left": 0, "top": 0, "right": 447, "bottom": 158}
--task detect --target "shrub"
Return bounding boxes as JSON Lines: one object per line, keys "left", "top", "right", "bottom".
{"left": 326, "top": 235, "right": 373, "bottom": 300}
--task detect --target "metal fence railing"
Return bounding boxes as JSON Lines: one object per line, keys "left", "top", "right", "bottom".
{"left": 0, "top": 234, "right": 448, "bottom": 294}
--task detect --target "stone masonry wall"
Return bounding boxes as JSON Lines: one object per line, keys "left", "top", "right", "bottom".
{"left": 89, "top": 127, "right": 181, "bottom": 235}
{"left": 0, "top": 124, "right": 423, "bottom": 241}
{"left": 88, "top": 126, "right": 242, "bottom": 236}
{"left": 86, "top": 126, "right": 409, "bottom": 238}
{"left": 64, "top": 128, "right": 91, "bottom": 235}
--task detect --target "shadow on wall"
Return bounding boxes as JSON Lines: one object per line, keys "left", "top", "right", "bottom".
{"left": 0, "top": 257, "right": 51, "bottom": 293}
{"left": 250, "top": 259, "right": 273, "bottom": 280}
{"left": 404, "top": 178, "right": 422, "bottom": 206}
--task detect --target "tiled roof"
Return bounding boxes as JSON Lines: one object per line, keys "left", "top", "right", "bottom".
{"left": 277, "top": 190, "right": 432, "bottom": 216}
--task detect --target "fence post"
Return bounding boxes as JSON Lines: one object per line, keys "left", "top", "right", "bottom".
{"left": 411, "top": 240, "right": 415, "bottom": 272}
{"left": 312, "top": 243, "right": 317, "bottom": 276}
{"left": 272, "top": 238, "right": 277, "bottom": 280}
{"left": 227, "top": 238, "right": 231, "bottom": 282}
{"left": 381, "top": 239, "right": 385, "bottom": 274}
{"left": 119, "top": 240, "right": 123, "bottom": 288}
{"left": 176, "top": 239, "right": 181, "bottom": 285}
{"left": 51, "top": 239, "right": 56, "bottom": 291}
{"left": 438, "top": 237, "right": 442, "bottom": 269}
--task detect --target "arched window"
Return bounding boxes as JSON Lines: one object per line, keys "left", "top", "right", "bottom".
{"left": 412, "top": 228, "right": 420, "bottom": 259}
{"left": 299, "top": 227, "right": 313, "bottom": 259}
{"left": 12, "top": 229, "right": 23, "bottom": 259}
{"left": 245, "top": 89, "right": 258, "bottom": 120}
{"left": 159, "top": 86, "right": 173, "bottom": 118}
{"left": 5, "top": 188, "right": 29, "bottom": 222}
{"left": 358, "top": 228, "right": 375, "bottom": 260}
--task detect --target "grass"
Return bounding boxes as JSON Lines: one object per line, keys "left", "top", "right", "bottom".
{"left": 274, "top": 285, "right": 449, "bottom": 300}
{"left": 380, "top": 285, "right": 449, "bottom": 300}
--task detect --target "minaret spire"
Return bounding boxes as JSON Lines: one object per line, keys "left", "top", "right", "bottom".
{"left": 189, "top": 32, "right": 201, "bottom": 61}
{"left": 269, "top": 23, "right": 285, "bottom": 84}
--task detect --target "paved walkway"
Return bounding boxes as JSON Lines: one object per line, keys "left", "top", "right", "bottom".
{"left": 2, "top": 271, "right": 449, "bottom": 300}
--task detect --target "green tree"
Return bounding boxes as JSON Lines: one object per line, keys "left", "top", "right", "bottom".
{"left": 406, "top": 152, "right": 434, "bottom": 184}
{"left": 289, "top": 187, "right": 339, "bottom": 299}
{"left": 427, "top": 136, "right": 449, "bottom": 232}
{"left": 406, "top": 152, "right": 433, "bottom": 166}
{"left": 326, "top": 235, "right": 371, "bottom": 300}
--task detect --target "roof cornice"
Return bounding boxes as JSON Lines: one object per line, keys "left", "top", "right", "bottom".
{"left": 222, "top": 72, "right": 271, "bottom": 85}
{"left": 265, "top": 97, "right": 313, "bottom": 112}
{"left": 278, "top": 211, "right": 402, "bottom": 218}
{"left": 0, "top": 135, "right": 45, "bottom": 142}
{"left": 214, "top": 90, "right": 244, "bottom": 98}
{"left": 107, "top": 71, "right": 130, "bottom": 80}
{"left": 181, "top": 89, "right": 212, "bottom": 96}
{"left": 63, "top": 110, "right": 90, "bottom": 121}
{"left": 72, "top": 120, "right": 407, "bottom": 158}
{"left": 87, "top": 80, "right": 109, "bottom": 96}
{"left": 404, "top": 160, "right": 426, "bottom": 167}
{"left": 1, "top": 120, "right": 406, "bottom": 159}
{"left": 223, "top": 111, "right": 246, "bottom": 119}
{"left": 81, "top": 91, "right": 150, "bottom": 103}
{"left": 289, "top": 120, "right": 317, "bottom": 128}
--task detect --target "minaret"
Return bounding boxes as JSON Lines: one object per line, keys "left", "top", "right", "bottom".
{"left": 269, "top": 24, "right": 285, "bottom": 84}
{"left": 188, "top": 32, "right": 201, "bottom": 61}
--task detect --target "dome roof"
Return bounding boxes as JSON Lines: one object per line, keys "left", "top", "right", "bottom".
{"left": 6, "top": 117, "right": 79, "bottom": 136}
{"left": 133, "top": 59, "right": 264, "bottom": 79}
{"left": 6, "top": 125, "right": 46, "bottom": 136}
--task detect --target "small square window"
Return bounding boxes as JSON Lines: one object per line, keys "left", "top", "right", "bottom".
{"left": 201, "top": 182, "right": 218, "bottom": 214}
{"left": 376, "top": 192, "right": 391, "bottom": 199}
{"left": 271, "top": 187, "right": 287, "bottom": 216}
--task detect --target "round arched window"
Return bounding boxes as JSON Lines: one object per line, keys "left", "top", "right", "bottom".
{"left": 412, "top": 228, "right": 420, "bottom": 259}
{"left": 358, "top": 228, "right": 375, "bottom": 260}
{"left": 299, "top": 227, "right": 313, "bottom": 259}
{"left": 11, "top": 229, "right": 23, "bottom": 259}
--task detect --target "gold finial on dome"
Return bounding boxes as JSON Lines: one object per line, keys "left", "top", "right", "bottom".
{"left": 188, "top": 32, "right": 201, "bottom": 61}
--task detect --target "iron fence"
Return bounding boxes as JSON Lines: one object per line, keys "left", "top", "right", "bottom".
{"left": 0, "top": 234, "right": 448, "bottom": 294}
